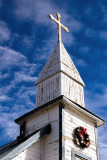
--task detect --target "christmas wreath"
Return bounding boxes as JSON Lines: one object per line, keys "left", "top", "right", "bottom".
{"left": 74, "top": 126, "right": 91, "bottom": 148}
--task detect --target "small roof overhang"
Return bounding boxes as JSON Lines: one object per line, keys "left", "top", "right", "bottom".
{"left": 62, "top": 96, "right": 105, "bottom": 127}
{"left": 0, "top": 124, "right": 51, "bottom": 160}
{"left": 15, "top": 96, "right": 105, "bottom": 127}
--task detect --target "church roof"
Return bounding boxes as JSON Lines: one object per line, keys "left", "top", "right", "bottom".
{"left": 15, "top": 95, "right": 105, "bottom": 127}
{"left": 0, "top": 124, "right": 51, "bottom": 160}
{"left": 36, "top": 42, "right": 85, "bottom": 86}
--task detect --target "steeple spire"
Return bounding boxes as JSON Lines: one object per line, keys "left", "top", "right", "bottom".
{"left": 35, "top": 13, "right": 85, "bottom": 108}
{"left": 49, "top": 13, "right": 69, "bottom": 42}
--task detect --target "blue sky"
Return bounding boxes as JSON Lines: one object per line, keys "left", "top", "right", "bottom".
{"left": 0, "top": 0, "right": 107, "bottom": 159}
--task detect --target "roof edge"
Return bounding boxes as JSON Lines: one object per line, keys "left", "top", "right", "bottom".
{"left": 15, "top": 96, "right": 63, "bottom": 124}
{"left": 15, "top": 95, "right": 105, "bottom": 127}
{"left": 0, "top": 124, "right": 51, "bottom": 159}
{"left": 35, "top": 70, "right": 85, "bottom": 87}
{"left": 63, "top": 96, "right": 105, "bottom": 127}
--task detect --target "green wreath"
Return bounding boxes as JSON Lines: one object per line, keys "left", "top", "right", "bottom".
{"left": 74, "top": 126, "right": 91, "bottom": 148}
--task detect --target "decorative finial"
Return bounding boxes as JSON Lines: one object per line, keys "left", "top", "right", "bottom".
{"left": 49, "top": 13, "right": 69, "bottom": 42}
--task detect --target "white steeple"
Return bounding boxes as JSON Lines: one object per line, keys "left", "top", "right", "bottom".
{"left": 36, "top": 42, "right": 84, "bottom": 86}
{"left": 35, "top": 13, "right": 85, "bottom": 107}
{"left": 36, "top": 42, "right": 85, "bottom": 107}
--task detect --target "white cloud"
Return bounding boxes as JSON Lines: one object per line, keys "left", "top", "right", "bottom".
{"left": 0, "top": 46, "right": 37, "bottom": 110}
{"left": 68, "top": 17, "right": 83, "bottom": 33}
{"left": 0, "top": 96, "right": 35, "bottom": 140}
{"left": 14, "top": 86, "right": 36, "bottom": 108}
{"left": 76, "top": 59, "right": 87, "bottom": 67}
{"left": 0, "top": 112, "right": 19, "bottom": 139}
{"left": 78, "top": 46, "right": 90, "bottom": 54}
{"left": 14, "top": 0, "right": 84, "bottom": 32}
{"left": 23, "top": 36, "right": 33, "bottom": 49}
{"left": 0, "top": 46, "right": 25, "bottom": 71}
{"left": 0, "top": 95, "right": 12, "bottom": 102}
{"left": 13, "top": 0, "right": 83, "bottom": 47}
{"left": 101, "top": 4, "right": 107, "bottom": 24}
{"left": 100, "top": 31, "right": 107, "bottom": 40}
{"left": 85, "top": 28, "right": 96, "bottom": 38}
{"left": 0, "top": 21, "right": 10, "bottom": 42}
{"left": 14, "top": 0, "right": 56, "bottom": 23}
{"left": 85, "top": 83, "right": 107, "bottom": 159}
{"left": 14, "top": 71, "right": 37, "bottom": 83}
{"left": 0, "top": 46, "right": 37, "bottom": 79}
{"left": 0, "top": 73, "right": 10, "bottom": 80}
{"left": 85, "top": 86, "right": 107, "bottom": 108}
{"left": 98, "top": 126, "right": 107, "bottom": 159}
{"left": 85, "top": 28, "right": 107, "bottom": 41}
{"left": 0, "top": 105, "right": 10, "bottom": 112}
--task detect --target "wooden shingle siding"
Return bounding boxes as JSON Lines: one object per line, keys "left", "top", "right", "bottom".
{"left": 61, "top": 73, "right": 84, "bottom": 107}
{"left": 12, "top": 141, "right": 41, "bottom": 160}
{"left": 12, "top": 105, "right": 59, "bottom": 160}
{"left": 26, "top": 104, "right": 59, "bottom": 160}
{"left": 36, "top": 73, "right": 61, "bottom": 107}
{"left": 64, "top": 106, "right": 98, "bottom": 160}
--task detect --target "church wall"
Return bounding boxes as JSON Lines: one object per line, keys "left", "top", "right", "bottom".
{"left": 25, "top": 104, "right": 59, "bottom": 160}
{"left": 12, "top": 141, "right": 41, "bottom": 160}
{"left": 64, "top": 105, "right": 97, "bottom": 160}
{"left": 61, "top": 73, "right": 84, "bottom": 107}
{"left": 36, "top": 73, "right": 61, "bottom": 107}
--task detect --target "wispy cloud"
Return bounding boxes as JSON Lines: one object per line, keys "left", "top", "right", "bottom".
{"left": 0, "top": 112, "right": 19, "bottom": 141}
{"left": 85, "top": 85, "right": 107, "bottom": 109}
{"left": 14, "top": 0, "right": 56, "bottom": 24}
{"left": 14, "top": 71, "right": 37, "bottom": 83}
{"left": 76, "top": 59, "right": 87, "bottom": 67}
{"left": 0, "top": 73, "right": 10, "bottom": 80}
{"left": 0, "top": 0, "right": 106, "bottom": 157}
{"left": 98, "top": 126, "right": 107, "bottom": 159}
{"left": 101, "top": 4, "right": 107, "bottom": 24}
{"left": 13, "top": 0, "right": 84, "bottom": 47}
{"left": 78, "top": 46, "right": 90, "bottom": 55}
{"left": 85, "top": 83, "right": 107, "bottom": 159}
{"left": 0, "top": 46, "right": 25, "bottom": 70}
{"left": 100, "top": 31, "right": 107, "bottom": 40}
{"left": 85, "top": 28, "right": 107, "bottom": 41}
{"left": 0, "top": 21, "right": 10, "bottom": 43}
{"left": 15, "top": 86, "right": 36, "bottom": 106}
{"left": 0, "top": 95, "right": 12, "bottom": 102}
{"left": 0, "top": 46, "right": 37, "bottom": 141}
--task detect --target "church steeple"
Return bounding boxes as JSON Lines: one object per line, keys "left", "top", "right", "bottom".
{"left": 35, "top": 13, "right": 85, "bottom": 107}
{"left": 0, "top": 13, "right": 105, "bottom": 160}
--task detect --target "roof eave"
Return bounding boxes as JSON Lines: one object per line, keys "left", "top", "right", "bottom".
{"left": 15, "top": 95, "right": 105, "bottom": 127}
{"left": 62, "top": 96, "right": 105, "bottom": 127}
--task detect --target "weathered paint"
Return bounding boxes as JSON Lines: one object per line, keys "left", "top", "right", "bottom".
{"left": 61, "top": 73, "right": 84, "bottom": 107}
{"left": 25, "top": 104, "right": 59, "bottom": 160}
{"left": 64, "top": 104, "right": 98, "bottom": 160}
{"left": 8, "top": 100, "right": 103, "bottom": 160}
{"left": 36, "top": 42, "right": 85, "bottom": 108}
{"left": 36, "top": 73, "right": 61, "bottom": 107}
{"left": 1, "top": 124, "right": 51, "bottom": 160}
{"left": 12, "top": 141, "right": 41, "bottom": 160}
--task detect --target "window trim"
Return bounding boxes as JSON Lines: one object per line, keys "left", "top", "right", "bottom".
{"left": 72, "top": 150, "right": 92, "bottom": 160}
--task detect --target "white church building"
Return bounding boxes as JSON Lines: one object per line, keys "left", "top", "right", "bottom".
{"left": 0, "top": 13, "right": 105, "bottom": 160}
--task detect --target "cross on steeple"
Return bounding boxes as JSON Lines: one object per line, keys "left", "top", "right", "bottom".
{"left": 49, "top": 13, "right": 69, "bottom": 42}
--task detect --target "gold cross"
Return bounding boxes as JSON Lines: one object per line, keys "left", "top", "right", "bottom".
{"left": 49, "top": 13, "right": 69, "bottom": 42}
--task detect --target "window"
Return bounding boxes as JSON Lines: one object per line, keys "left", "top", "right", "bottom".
{"left": 72, "top": 150, "right": 92, "bottom": 160}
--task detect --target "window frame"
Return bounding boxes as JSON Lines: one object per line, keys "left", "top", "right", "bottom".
{"left": 72, "top": 150, "right": 92, "bottom": 160}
